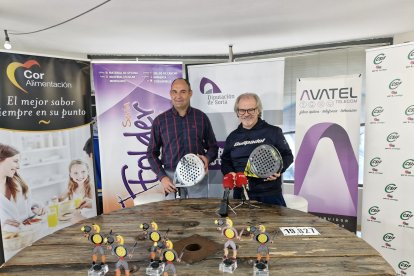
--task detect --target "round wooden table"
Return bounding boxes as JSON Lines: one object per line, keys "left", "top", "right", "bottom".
{"left": 0, "top": 199, "right": 394, "bottom": 275}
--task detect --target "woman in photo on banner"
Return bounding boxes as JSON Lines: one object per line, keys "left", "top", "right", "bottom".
{"left": 221, "top": 93, "right": 294, "bottom": 206}
{"left": 0, "top": 143, "right": 45, "bottom": 234}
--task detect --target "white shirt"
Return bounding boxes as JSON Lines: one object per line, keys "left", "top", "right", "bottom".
{"left": 0, "top": 190, "right": 34, "bottom": 233}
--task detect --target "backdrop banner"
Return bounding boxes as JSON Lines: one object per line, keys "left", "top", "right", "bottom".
{"left": 362, "top": 42, "right": 414, "bottom": 275}
{"left": 0, "top": 51, "right": 94, "bottom": 263}
{"left": 295, "top": 75, "right": 361, "bottom": 232}
{"left": 92, "top": 62, "right": 182, "bottom": 213}
{"left": 188, "top": 58, "right": 285, "bottom": 197}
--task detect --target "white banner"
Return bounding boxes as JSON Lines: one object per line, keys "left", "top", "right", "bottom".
{"left": 295, "top": 75, "right": 361, "bottom": 231}
{"left": 362, "top": 42, "right": 414, "bottom": 275}
{"left": 188, "top": 58, "right": 285, "bottom": 196}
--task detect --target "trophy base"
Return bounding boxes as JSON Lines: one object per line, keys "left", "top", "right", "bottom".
{"left": 88, "top": 264, "right": 108, "bottom": 276}
{"left": 219, "top": 258, "right": 237, "bottom": 273}
{"left": 145, "top": 261, "right": 164, "bottom": 276}
{"left": 253, "top": 261, "right": 269, "bottom": 276}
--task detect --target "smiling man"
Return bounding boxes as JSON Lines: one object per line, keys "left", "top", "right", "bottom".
{"left": 221, "top": 93, "right": 293, "bottom": 206}
{"left": 147, "top": 78, "right": 218, "bottom": 199}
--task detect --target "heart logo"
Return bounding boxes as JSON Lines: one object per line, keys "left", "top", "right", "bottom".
{"left": 6, "top": 60, "right": 40, "bottom": 93}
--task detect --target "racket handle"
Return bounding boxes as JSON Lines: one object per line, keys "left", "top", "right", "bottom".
{"left": 218, "top": 189, "right": 230, "bottom": 217}
{"left": 242, "top": 185, "right": 250, "bottom": 201}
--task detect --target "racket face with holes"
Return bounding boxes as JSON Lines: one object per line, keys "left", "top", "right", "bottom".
{"left": 245, "top": 144, "right": 283, "bottom": 178}
{"left": 175, "top": 153, "right": 206, "bottom": 187}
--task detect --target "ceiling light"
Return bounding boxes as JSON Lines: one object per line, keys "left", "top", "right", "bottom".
{"left": 4, "top": 30, "right": 11, "bottom": 50}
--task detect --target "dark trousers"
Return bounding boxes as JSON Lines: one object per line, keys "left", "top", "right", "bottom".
{"left": 233, "top": 188, "right": 286, "bottom": 207}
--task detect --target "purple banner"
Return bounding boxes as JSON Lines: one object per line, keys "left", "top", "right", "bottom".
{"left": 294, "top": 122, "right": 359, "bottom": 213}
{"left": 92, "top": 62, "right": 182, "bottom": 213}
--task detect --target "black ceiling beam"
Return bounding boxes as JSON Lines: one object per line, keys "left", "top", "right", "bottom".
{"left": 87, "top": 37, "right": 393, "bottom": 61}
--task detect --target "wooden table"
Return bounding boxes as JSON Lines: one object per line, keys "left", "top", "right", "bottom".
{"left": 0, "top": 199, "right": 394, "bottom": 275}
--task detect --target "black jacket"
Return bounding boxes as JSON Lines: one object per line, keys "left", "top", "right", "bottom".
{"left": 221, "top": 118, "right": 293, "bottom": 196}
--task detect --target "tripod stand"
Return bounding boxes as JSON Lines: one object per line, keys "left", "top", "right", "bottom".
{"left": 232, "top": 186, "right": 260, "bottom": 211}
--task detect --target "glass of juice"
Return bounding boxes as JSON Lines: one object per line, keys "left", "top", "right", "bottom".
{"left": 74, "top": 198, "right": 82, "bottom": 209}
{"left": 47, "top": 207, "right": 58, "bottom": 227}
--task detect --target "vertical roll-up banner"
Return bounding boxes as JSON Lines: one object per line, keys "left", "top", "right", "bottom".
{"left": 295, "top": 75, "right": 361, "bottom": 232}
{"left": 362, "top": 42, "right": 414, "bottom": 275}
{"left": 0, "top": 51, "right": 94, "bottom": 263}
{"left": 92, "top": 62, "right": 182, "bottom": 213}
{"left": 188, "top": 58, "right": 285, "bottom": 197}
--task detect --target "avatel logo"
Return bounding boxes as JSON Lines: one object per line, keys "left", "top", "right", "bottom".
{"left": 299, "top": 87, "right": 356, "bottom": 101}
{"left": 6, "top": 59, "right": 41, "bottom": 93}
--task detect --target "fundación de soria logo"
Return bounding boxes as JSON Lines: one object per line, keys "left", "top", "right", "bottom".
{"left": 200, "top": 77, "right": 222, "bottom": 94}
{"left": 199, "top": 77, "right": 235, "bottom": 106}
{"left": 6, "top": 59, "right": 40, "bottom": 93}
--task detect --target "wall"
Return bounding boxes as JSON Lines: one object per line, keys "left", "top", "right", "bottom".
{"left": 394, "top": 31, "right": 414, "bottom": 44}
